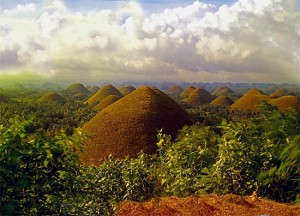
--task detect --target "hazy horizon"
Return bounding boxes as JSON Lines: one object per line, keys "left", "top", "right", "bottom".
{"left": 1, "top": 0, "right": 300, "bottom": 84}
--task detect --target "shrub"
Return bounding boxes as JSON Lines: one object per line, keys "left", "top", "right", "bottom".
{"left": 0, "top": 118, "right": 82, "bottom": 215}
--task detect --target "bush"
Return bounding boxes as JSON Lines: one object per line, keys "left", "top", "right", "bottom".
{"left": 0, "top": 118, "right": 82, "bottom": 215}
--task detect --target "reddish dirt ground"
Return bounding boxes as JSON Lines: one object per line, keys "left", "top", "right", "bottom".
{"left": 117, "top": 194, "right": 300, "bottom": 216}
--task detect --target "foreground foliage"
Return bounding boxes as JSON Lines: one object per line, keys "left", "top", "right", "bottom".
{"left": 1, "top": 105, "right": 299, "bottom": 215}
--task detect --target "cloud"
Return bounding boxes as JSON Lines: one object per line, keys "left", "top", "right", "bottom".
{"left": 0, "top": 0, "right": 299, "bottom": 83}
{"left": 3, "top": 3, "right": 36, "bottom": 16}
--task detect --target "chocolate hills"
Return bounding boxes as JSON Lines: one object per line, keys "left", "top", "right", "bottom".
{"left": 180, "top": 86, "right": 196, "bottom": 98}
{"left": 93, "top": 95, "right": 122, "bottom": 111}
{"left": 269, "top": 95, "right": 300, "bottom": 112}
{"left": 39, "top": 92, "right": 65, "bottom": 103}
{"left": 184, "top": 88, "right": 216, "bottom": 107}
{"left": 88, "top": 86, "right": 100, "bottom": 94}
{"left": 269, "top": 88, "right": 288, "bottom": 98}
{"left": 119, "top": 85, "right": 136, "bottom": 96}
{"left": 210, "top": 96, "right": 234, "bottom": 107}
{"left": 230, "top": 89, "right": 269, "bottom": 111}
{"left": 212, "top": 86, "right": 234, "bottom": 96}
{"left": 82, "top": 86, "right": 192, "bottom": 165}
{"left": 167, "top": 85, "right": 183, "bottom": 95}
{"left": 67, "top": 83, "right": 91, "bottom": 95}
{"left": 85, "top": 84, "right": 123, "bottom": 105}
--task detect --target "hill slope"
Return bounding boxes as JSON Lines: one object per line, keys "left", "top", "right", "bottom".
{"left": 82, "top": 86, "right": 192, "bottom": 165}
{"left": 231, "top": 89, "right": 269, "bottom": 111}
{"left": 184, "top": 88, "right": 216, "bottom": 107}
{"left": 85, "top": 84, "right": 123, "bottom": 105}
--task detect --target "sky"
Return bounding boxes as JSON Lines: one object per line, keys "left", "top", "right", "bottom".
{"left": 0, "top": 0, "right": 300, "bottom": 84}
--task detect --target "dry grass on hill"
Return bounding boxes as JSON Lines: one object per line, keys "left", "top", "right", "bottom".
{"left": 210, "top": 96, "right": 234, "bottom": 107}
{"left": 212, "top": 86, "right": 234, "bottom": 97}
{"left": 119, "top": 85, "right": 136, "bottom": 96}
{"left": 117, "top": 194, "right": 300, "bottom": 216}
{"left": 67, "top": 83, "right": 91, "bottom": 95}
{"left": 81, "top": 86, "right": 192, "bottom": 166}
{"left": 93, "top": 95, "right": 122, "bottom": 111}
{"left": 89, "top": 86, "right": 100, "bottom": 94}
{"left": 269, "top": 95, "right": 300, "bottom": 112}
{"left": 269, "top": 88, "right": 288, "bottom": 98}
{"left": 39, "top": 92, "right": 65, "bottom": 102}
{"left": 167, "top": 85, "right": 183, "bottom": 95}
{"left": 180, "top": 86, "right": 196, "bottom": 98}
{"left": 230, "top": 89, "right": 270, "bottom": 111}
{"left": 184, "top": 88, "right": 216, "bottom": 107}
{"left": 85, "top": 84, "right": 123, "bottom": 105}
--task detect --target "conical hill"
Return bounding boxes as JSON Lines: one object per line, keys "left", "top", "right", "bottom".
{"left": 167, "top": 85, "right": 183, "bottom": 95}
{"left": 119, "top": 85, "right": 136, "bottom": 96}
{"left": 67, "top": 83, "right": 90, "bottom": 95}
{"left": 212, "top": 86, "right": 234, "bottom": 96}
{"left": 230, "top": 89, "right": 269, "bottom": 111}
{"left": 210, "top": 96, "right": 234, "bottom": 107}
{"left": 85, "top": 84, "right": 123, "bottom": 105}
{"left": 269, "top": 96, "right": 300, "bottom": 112}
{"left": 89, "top": 86, "right": 100, "bottom": 94}
{"left": 184, "top": 88, "right": 216, "bottom": 107}
{"left": 93, "top": 95, "right": 121, "bottom": 111}
{"left": 269, "top": 88, "right": 288, "bottom": 98}
{"left": 82, "top": 86, "right": 192, "bottom": 165}
{"left": 39, "top": 92, "right": 65, "bottom": 103}
{"left": 180, "top": 86, "right": 196, "bottom": 98}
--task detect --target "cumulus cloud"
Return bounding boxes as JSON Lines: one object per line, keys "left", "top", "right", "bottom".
{"left": 0, "top": 0, "right": 299, "bottom": 83}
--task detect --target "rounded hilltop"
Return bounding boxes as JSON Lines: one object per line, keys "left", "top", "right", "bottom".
{"left": 93, "top": 95, "right": 121, "bottom": 111}
{"left": 269, "top": 95, "right": 300, "bottom": 112}
{"left": 167, "top": 85, "right": 183, "bottom": 95}
{"left": 269, "top": 88, "right": 288, "bottom": 98}
{"left": 39, "top": 92, "right": 65, "bottom": 103}
{"left": 67, "top": 83, "right": 91, "bottom": 95}
{"left": 230, "top": 89, "right": 269, "bottom": 111}
{"left": 184, "top": 88, "right": 216, "bottom": 107}
{"left": 88, "top": 86, "right": 100, "bottom": 94}
{"left": 212, "top": 86, "right": 234, "bottom": 96}
{"left": 81, "top": 86, "right": 192, "bottom": 166}
{"left": 85, "top": 84, "right": 123, "bottom": 105}
{"left": 210, "top": 96, "right": 234, "bottom": 107}
{"left": 118, "top": 85, "right": 136, "bottom": 96}
{"left": 180, "top": 86, "right": 196, "bottom": 98}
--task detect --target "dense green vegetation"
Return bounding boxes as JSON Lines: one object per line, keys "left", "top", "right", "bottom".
{"left": 0, "top": 100, "right": 96, "bottom": 135}
{"left": 0, "top": 88, "right": 299, "bottom": 215}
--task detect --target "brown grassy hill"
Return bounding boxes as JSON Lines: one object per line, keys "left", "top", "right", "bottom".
{"left": 269, "top": 95, "right": 300, "bottom": 112}
{"left": 269, "top": 88, "right": 288, "bottom": 98}
{"left": 73, "top": 92, "right": 88, "bottom": 100}
{"left": 0, "top": 93, "right": 9, "bottom": 103}
{"left": 212, "top": 86, "right": 234, "bottom": 96}
{"left": 85, "top": 84, "right": 123, "bottom": 105}
{"left": 167, "top": 85, "right": 183, "bottom": 95}
{"left": 184, "top": 88, "right": 216, "bottom": 107}
{"left": 230, "top": 89, "right": 270, "bottom": 111}
{"left": 89, "top": 86, "right": 100, "bottom": 94}
{"left": 39, "top": 92, "right": 65, "bottom": 103}
{"left": 67, "top": 83, "right": 91, "bottom": 95}
{"left": 180, "top": 86, "right": 196, "bottom": 98}
{"left": 93, "top": 95, "right": 122, "bottom": 111}
{"left": 82, "top": 86, "right": 192, "bottom": 166}
{"left": 117, "top": 194, "right": 300, "bottom": 216}
{"left": 119, "top": 85, "right": 136, "bottom": 96}
{"left": 210, "top": 96, "right": 234, "bottom": 107}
